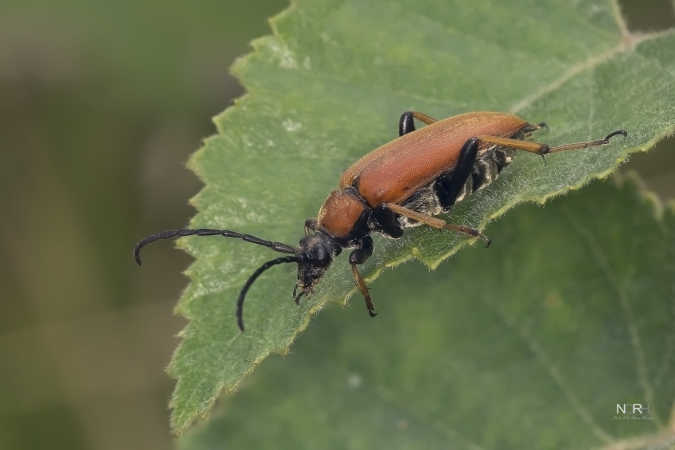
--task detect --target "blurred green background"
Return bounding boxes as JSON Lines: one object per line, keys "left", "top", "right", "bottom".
{"left": 0, "top": 1, "right": 673, "bottom": 449}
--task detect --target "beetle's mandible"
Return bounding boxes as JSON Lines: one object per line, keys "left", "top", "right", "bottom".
{"left": 134, "top": 111, "right": 626, "bottom": 330}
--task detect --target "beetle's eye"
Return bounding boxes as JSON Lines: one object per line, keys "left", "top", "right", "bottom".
{"left": 312, "top": 245, "right": 327, "bottom": 263}
{"left": 306, "top": 243, "right": 331, "bottom": 267}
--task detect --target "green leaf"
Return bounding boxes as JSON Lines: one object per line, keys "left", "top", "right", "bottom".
{"left": 168, "top": 0, "right": 675, "bottom": 433}
{"left": 180, "top": 175, "right": 675, "bottom": 449}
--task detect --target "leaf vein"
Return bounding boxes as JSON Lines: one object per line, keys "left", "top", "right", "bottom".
{"left": 562, "top": 206, "right": 664, "bottom": 427}
{"left": 491, "top": 303, "right": 615, "bottom": 444}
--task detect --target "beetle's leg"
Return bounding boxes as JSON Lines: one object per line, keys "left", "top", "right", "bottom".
{"left": 434, "top": 137, "right": 479, "bottom": 209}
{"left": 398, "top": 111, "right": 438, "bottom": 136}
{"left": 476, "top": 129, "right": 627, "bottom": 155}
{"left": 383, "top": 202, "right": 491, "bottom": 247}
{"left": 371, "top": 205, "right": 404, "bottom": 238}
{"left": 304, "top": 218, "right": 318, "bottom": 236}
{"left": 399, "top": 112, "right": 415, "bottom": 136}
{"left": 349, "top": 236, "right": 376, "bottom": 317}
{"left": 543, "top": 130, "right": 627, "bottom": 153}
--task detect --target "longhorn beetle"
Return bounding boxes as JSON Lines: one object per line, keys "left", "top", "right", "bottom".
{"left": 134, "top": 111, "right": 626, "bottom": 330}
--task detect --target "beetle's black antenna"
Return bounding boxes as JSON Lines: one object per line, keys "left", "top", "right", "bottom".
{"left": 133, "top": 228, "right": 297, "bottom": 265}
{"left": 237, "top": 255, "right": 300, "bottom": 331}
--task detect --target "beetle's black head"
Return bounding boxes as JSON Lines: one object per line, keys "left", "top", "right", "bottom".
{"left": 294, "top": 232, "right": 342, "bottom": 299}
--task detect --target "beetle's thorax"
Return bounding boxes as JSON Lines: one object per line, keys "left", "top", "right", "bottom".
{"left": 316, "top": 189, "right": 369, "bottom": 241}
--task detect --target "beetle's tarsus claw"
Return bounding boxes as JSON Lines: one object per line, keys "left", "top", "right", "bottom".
{"left": 604, "top": 129, "right": 627, "bottom": 142}
{"left": 133, "top": 247, "right": 143, "bottom": 266}
{"left": 478, "top": 234, "right": 491, "bottom": 247}
{"left": 294, "top": 289, "right": 305, "bottom": 305}
{"left": 368, "top": 310, "right": 378, "bottom": 318}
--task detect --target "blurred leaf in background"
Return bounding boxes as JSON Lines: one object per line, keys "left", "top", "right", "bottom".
{"left": 180, "top": 175, "right": 675, "bottom": 450}
{"left": 169, "top": 0, "right": 675, "bottom": 435}
{"left": 0, "top": 1, "right": 286, "bottom": 449}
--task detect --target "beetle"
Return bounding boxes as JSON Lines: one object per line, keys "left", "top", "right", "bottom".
{"left": 134, "top": 110, "right": 626, "bottom": 330}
